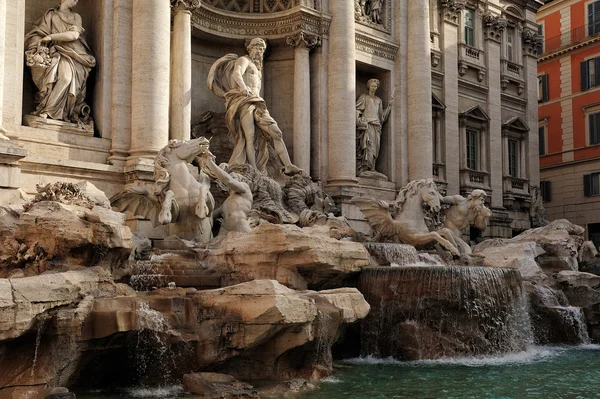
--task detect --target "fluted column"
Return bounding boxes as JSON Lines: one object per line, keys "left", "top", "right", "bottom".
{"left": 170, "top": 0, "right": 199, "bottom": 141}
{"left": 287, "top": 32, "right": 320, "bottom": 173}
{"left": 327, "top": 0, "right": 357, "bottom": 186}
{"left": 130, "top": 0, "right": 171, "bottom": 158}
{"left": 0, "top": 0, "right": 8, "bottom": 139}
{"left": 407, "top": 0, "right": 432, "bottom": 180}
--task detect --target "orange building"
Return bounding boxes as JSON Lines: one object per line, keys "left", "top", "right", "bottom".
{"left": 537, "top": 0, "right": 600, "bottom": 246}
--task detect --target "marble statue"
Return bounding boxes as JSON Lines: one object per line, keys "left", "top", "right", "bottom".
{"left": 369, "top": 0, "right": 384, "bottom": 24}
{"left": 24, "top": 0, "right": 96, "bottom": 127}
{"left": 356, "top": 79, "right": 391, "bottom": 178}
{"left": 196, "top": 151, "right": 253, "bottom": 237}
{"left": 441, "top": 189, "right": 492, "bottom": 255}
{"left": 351, "top": 179, "right": 460, "bottom": 256}
{"left": 207, "top": 38, "right": 302, "bottom": 176}
{"left": 111, "top": 138, "right": 214, "bottom": 243}
{"left": 529, "top": 185, "right": 549, "bottom": 228}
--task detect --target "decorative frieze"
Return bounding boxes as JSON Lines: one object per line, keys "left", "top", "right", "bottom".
{"left": 482, "top": 12, "right": 507, "bottom": 42}
{"left": 202, "top": 0, "right": 311, "bottom": 13}
{"left": 191, "top": 4, "right": 331, "bottom": 39}
{"left": 286, "top": 31, "right": 321, "bottom": 50}
{"left": 355, "top": 33, "right": 398, "bottom": 61}
{"left": 441, "top": 0, "right": 466, "bottom": 24}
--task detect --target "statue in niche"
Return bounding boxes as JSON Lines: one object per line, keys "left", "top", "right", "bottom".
{"left": 110, "top": 138, "right": 215, "bottom": 243}
{"left": 441, "top": 189, "right": 492, "bottom": 255}
{"left": 356, "top": 78, "right": 392, "bottom": 179}
{"left": 207, "top": 38, "right": 302, "bottom": 176}
{"left": 24, "top": 0, "right": 96, "bottom": 129}
{"left": 369, "top": 0, "right": 384, "bottom": 24}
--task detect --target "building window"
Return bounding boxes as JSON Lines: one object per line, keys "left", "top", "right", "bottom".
{"left": 539, "top": 125, "right": 547, "bottom": 156}
{"left": 589, "top": 1, "right": 600, "bottom": 36}
{"left": 538, "top": 74, "right": 549, "bottom": 102}
{"left": 540, "top": 180, "right": 551, "bottom": 202}
{"left": 466, "top": 129, "right": 478, "bottom": 169}
{"left": 538, "top": 23, "right": 545, "bottom": 53}
{"left": 584, "top": 172, "right": 600, "bottom": 196}
{"left": 508, "top": 139, "right": 518, "bottom": 177}
{"left": 581, "top": 56, "right": 600, "bottom": 90}
{"left": 506, "top": 28, "right": 515, "bottom": 62}
{"left": 464, "top": 9, "right": 475, "bottom": 47}
{"left": 591, "top": 111, "right": 600, "bottom": 145}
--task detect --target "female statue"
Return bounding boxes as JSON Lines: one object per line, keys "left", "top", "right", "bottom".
{"left": 24, "top": 0, "right": 96, "bottom": 125}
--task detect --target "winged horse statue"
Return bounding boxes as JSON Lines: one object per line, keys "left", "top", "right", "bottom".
{"left": 111, "top": 137, "right": 215, "bottom": 242}
{"left": 350, "top": 179, "right": 460, "bottom": 256}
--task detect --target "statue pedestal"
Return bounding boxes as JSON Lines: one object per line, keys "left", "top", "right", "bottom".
{"left": 326, "top": 177, "right": 397, "bottom": 235}
{"left": 23, "top": 114, "right": 94, "bottom": 136}
{"left": 0, "top": 141, "right": 27, "bottom": 203}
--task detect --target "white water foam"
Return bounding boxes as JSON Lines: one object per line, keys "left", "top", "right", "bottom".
{"left": 321, "top": 376, "right": 342, "bottom": 383}
{"left": 125, "top": 385, "right": 184, "bottom": 398}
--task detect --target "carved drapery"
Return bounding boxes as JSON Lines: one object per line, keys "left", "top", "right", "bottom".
{"left": 441, "top": 0, "right": 466, "bottom": 24}
{"left": 482, "top": 12, "right": 506, "bottom": 42}
{"left": 286, "top": 31, "right": 321, "bottom": 50}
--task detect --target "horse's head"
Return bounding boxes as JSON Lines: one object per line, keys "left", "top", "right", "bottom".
{"left": 170, "top": 137, "right": 211, "bottom": 163}
{"left": 420, "top": 180, "right": 443, "bottom": 213}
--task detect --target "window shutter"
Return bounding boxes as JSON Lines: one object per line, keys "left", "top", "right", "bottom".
{"left": 595, "top": 57, "right": 600, "bottom": 88}
{"left": 590, "top": 3, "right": 594, "bottom": 35}
{"left": 582, "top": 61, "right": 590, "bottom": 91}
{"left": 542, "top": 74, "right": 549, "bottom": 102}
{"left": 585, "top": 174, "right": 593, "bottom": 196}
{"left": 541, "top": 181, "right": 551, "bottom": 202}
{"left": 592, "top": 113, "right": 600, "bottom": 145}
{"left": 539, "top": 126, "right": 546, "bottom": 156}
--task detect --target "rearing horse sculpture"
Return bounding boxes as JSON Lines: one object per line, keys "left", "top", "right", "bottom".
{"left": 350, "top": 179, "right": 460, "bottom": 256}
{"left": 111, "top": 137, "right": 215, "bottom": 242}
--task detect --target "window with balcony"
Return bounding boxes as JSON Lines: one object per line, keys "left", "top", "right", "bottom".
{"left": 584, "top": 172, "right": 600, "bottom": 196}
{"left": 506, "top": 28, "right": 515, "bottom": 62}
{"left": 581, "top": 56, "right": 600, "bottom": 90}
{"left": 590, "top": 111, "right": 600, "bottom": 145}
{"left": 464, "top": 9, "right": 475, "bottom": 47}
{"left": 538, "top": 74, "right": 549, "bottom": 102}
{"left": 589, "top": 0, "right": 600, "bottom": 36}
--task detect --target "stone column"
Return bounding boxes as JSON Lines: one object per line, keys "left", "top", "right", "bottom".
{"left": 441, "top": 2, "right": 465, "bottom": 194}
{"left": 484, "top": 15, "right": 506, "bottom": 209}
{"left": 170, "top": 0, "right": 200, "bottom": 142}
{"left": 130, "top": 0, "right": 171, "bottom": 158}
{"left": 287, "top": 32, "right": 320, "bottom": 173}
{"left": 0, "top": 0, "right": 7, "bottom": 139}
{"left": 407, "top": 0, "right": 432, "bottom": 180}
{"left": 326, "top": 0, "right": 357, "bottom": 186}
{"left": 109, "top": 0, "right": 133, "bottom": 165}
{"left": 394, "top": 0, "right": 409, "bottom": 187}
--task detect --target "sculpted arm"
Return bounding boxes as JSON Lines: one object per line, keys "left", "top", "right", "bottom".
{"left": 41, "top": 14, "right": 83, "bottom": 43}
{"left": 231, "top": 57, "right": 252, "bottom": 96}
{"left": 201, "top": 155, "right": 250, "bottom": 195}
{"left": 441, "top": 195, "right": 465, "bottom": 205}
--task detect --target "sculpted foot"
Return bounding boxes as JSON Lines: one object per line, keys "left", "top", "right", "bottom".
{"left": 283, "top": 164, "right": 303, "bottom": 175}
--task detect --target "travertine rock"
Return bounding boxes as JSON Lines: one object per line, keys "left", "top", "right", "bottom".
{"left": 472, "top": 241, "right": 547, "bottom": 283}
{"left": 183, "top": 372, "right": 259, "bottom": 398}
{"left": 555, "top": 270, "right": 600, "bottom": 288}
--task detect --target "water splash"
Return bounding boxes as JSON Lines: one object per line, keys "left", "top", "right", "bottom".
{"left": 130, "top": 260, "right": 166, "bottom": 291}
{"left": 359, "top": 266, "right": 533, "bottom": 360}
{"left": 364, "top": 243, "right": 442, "bottom": 266}
{"left": 31, "top": 314, "right": 50, "bottom": 377}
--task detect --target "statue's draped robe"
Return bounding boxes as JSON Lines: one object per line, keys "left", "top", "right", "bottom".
{"left": 207, "top": 54, "right": 278, "bottom": 173}
{"left": 356, "top": 92, "right": 384, "bottom": 174}
{"left": 25, "top": 8, "right": 96, "bottom": 122}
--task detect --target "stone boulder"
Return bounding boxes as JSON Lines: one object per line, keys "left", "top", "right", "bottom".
{"left": 555, "top": 270, "right": 600, "bottom": 288}
{"left": 0, "top": 201, "right": 132, "bottom": 275}
{"left": 472, "top": 241, "right": 547, "bottom": 283}
{"left": 183, "top": 372, "right": 259, "bottom": 398}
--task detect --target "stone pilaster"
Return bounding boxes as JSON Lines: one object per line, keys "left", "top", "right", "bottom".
{"left": 394, "top": 0, "right": 408, "bottom": 187}
{"left": 109, "top": 0, "right": 133, "bottom": 166}
{"left": 0, "top": 141, "right": 27, "bottom": 203}
{"left": 485, "top": 13, "right": 505, "bottom": 209}
{"left": 129, "top": 0, "right": 171, "bottom": 159}
{"left": 407, "top": 0, "right": 432, "bottom": 180}
{"left": 0, "top": 0, "right": 7, "bottom": 139}
{"left": 170, "top": 0, "right": 200, "bottom": 142}
{"left": 441, "top": 3, "right": 461, "bottom": 195}
{"left": 287, "top": 32, "right": 320, "bottom": 174}
{"left": 523, "top": 27, "right": 543, "bottom": 186}
{"left": 326, "top": 0, "right": 357, "bottom": 186}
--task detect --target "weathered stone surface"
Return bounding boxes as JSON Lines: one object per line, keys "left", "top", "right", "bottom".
{"left": 563, "top": 286, "right": 600, "bottom": 308}
{"left": 472, "top": 241, "right": 547, "bottom": 283}
{"left": 555, "top": 270, "right": 600, "bottom": 288}
{"left": 183, "top": 372, "right": 259, "bottom": 398}
{"left": 74, "top": 180, "right": 111, "bottom": 208}
{"left": 259, "top": 378, "right": 316, "bottom": 397}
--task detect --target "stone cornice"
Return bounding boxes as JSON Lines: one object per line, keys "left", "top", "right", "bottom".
{"left": 483, "top": 12, "right": 507, "bottom": 42}
{"left": 286, "top": 31, "right": 321, "bottom": 50}
{"left": 191, "top": 4, "right": 331, "bottom": 40}
{"left": 538, "top": 34, "right": 600, "bottom": 62}
{"left": 441, "top": 0, "right": 467, "bottom": 25}
{"left": 355, "top": 33, "right": 399, "bottom": 62}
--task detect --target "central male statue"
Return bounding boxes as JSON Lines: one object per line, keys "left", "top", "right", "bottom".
{"left": 207, "top": 38, "right": 301, "bottom": 175}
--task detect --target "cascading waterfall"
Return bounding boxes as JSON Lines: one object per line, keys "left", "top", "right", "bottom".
{"left": 363, "top": 243, "right": 444, "bottom": 266}
{"left": 359, "top": 266, "right": 533, "bottom": 360}
{"left": 130, "top": 258, "right": 167, "bottom": 291}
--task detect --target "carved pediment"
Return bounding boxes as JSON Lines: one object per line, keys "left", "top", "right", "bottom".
{"left": 502, "top": 116, "right": 529, "bottom": 133}
{"left": 460, "top": 105, "right": 490, "bottom": 122}
{"left": 432, "top": 92, "right": 446, "bottom": 110}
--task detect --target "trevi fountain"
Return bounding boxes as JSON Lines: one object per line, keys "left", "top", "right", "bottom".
{"left": 2, "top": 0, "right": 600, "bottom": 399}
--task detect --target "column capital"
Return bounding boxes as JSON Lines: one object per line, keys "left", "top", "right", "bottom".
{"left": 441, "top": 0, "right": 466, "bottom": 25}
{"left": 171, "top": 0, "right": 200, "bottom": 13}
{"left": 286, "top": 32, "right": 321, "bottom": 51}
{"left": 521, "top": 27, "right": 543, "bottom": 57}
{"left": 483, "top": 12, "right": 506, "bottom": 42}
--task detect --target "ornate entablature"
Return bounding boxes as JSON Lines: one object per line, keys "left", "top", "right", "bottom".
{"left": 202, "top": 0, "right": 315, "bottom": 13}
{"left": 483, "top": 12, "right": 507, "bottom": 42}
{"left": 191, "top": 3, "right": 330, "bottom": 40}
{"left": 355, "top": 33, "right": 398, "bottom": 62}
{"left": 521, "top": 27, "right": 543, "bottom": 57}
{"left": 441, "top": 0, "right": 467, "bottom": 24}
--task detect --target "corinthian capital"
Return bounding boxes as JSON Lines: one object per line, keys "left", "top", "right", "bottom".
{"left": 286, "top": 32, "right": 322, "bottom": 50}
{"left": 441, "top": 0, "right": 467, "bottom": 24}
{"left": 171, "top": 0, "right": 201, "bottom": 12}
{"left": 482, "top": 12, "right": 507, "bottom": 42}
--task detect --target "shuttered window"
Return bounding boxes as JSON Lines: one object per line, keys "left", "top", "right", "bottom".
{"left": 540, "top": 181, "right": 552, "bottom": 202}
{"left": 538, "top": 74, "right": 549, "bottom": 102}
{"left": 581, "top": 56, "right": 600, "bottom": 90}
{"left": 591, "top": 112, "right": 600, "bottom": 145}
{"left": 584, "top": 173, "right": 600, "bottom": 196}
{"left": 589, "top": 1, "right": 600, "bottom": 36}
{"left": 539, "top": 125, "right": 546, "bottom": 156}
